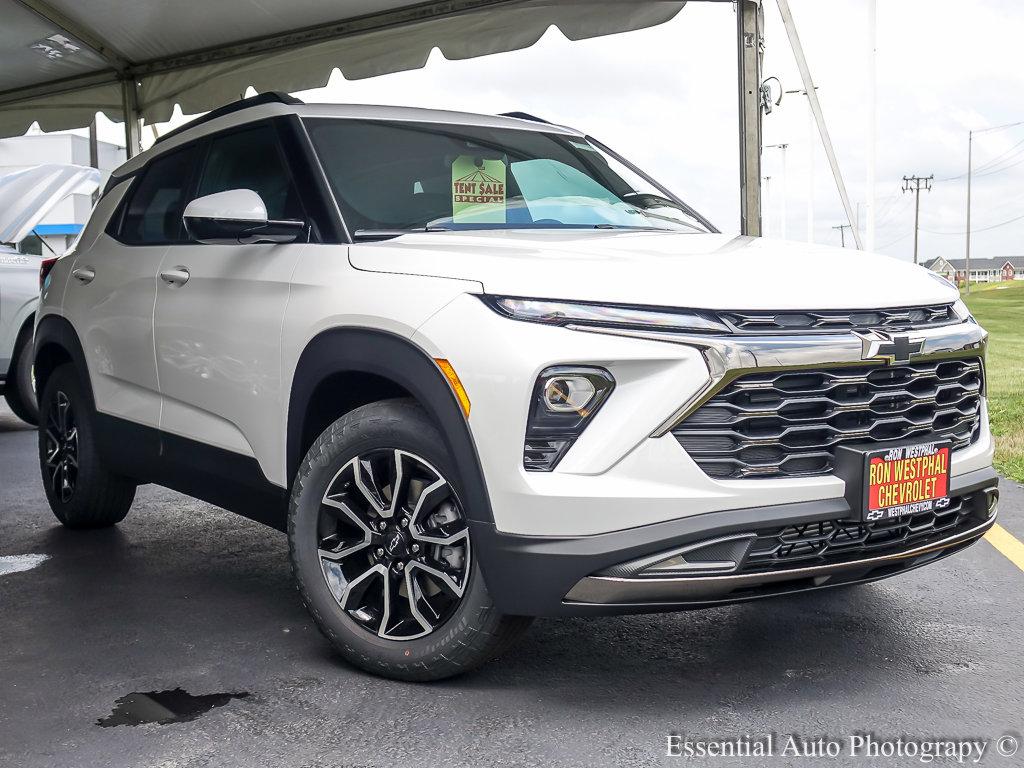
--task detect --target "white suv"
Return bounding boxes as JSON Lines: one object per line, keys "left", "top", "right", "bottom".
{"left": 36, "top": 93, "right": 998, "bottom": 680}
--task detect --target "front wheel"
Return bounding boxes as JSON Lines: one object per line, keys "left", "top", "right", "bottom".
{"left": 288, "top": 399, "right": 531, "bottom": 681}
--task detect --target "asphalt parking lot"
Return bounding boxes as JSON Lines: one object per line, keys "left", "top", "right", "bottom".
{"left": 1, "top": 401, "right": 1022, "bottom": 768}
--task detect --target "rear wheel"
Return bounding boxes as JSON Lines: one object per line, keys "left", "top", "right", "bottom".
{"left": 5, "top": 328, "right": 38, "bottom": 425}
{"left": 289, "top": 399, "right": 531, "bottom": 681}
{"left": 38, "top": 363, "right": 136, "bottom": 528}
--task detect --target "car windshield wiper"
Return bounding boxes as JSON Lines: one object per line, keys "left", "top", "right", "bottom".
{"left": 352, "top": 227, "right": 450, "bottom": 241}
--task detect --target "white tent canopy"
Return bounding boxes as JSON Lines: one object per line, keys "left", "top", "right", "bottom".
{"left": 1, "top": 0, "right": 771, "bottom": 235}
{"left": 0, "top": 0, "right": 687, "bottom": 140}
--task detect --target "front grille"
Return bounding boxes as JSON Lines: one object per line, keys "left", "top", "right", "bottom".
{"left": 673, "top": 358, "right": 983, "bottom": 479}
{"left": 719, "top": 304, "right": 958, "bottom": 334}
{"left": 741, "top": 493, "right": 980, "bottom": 574}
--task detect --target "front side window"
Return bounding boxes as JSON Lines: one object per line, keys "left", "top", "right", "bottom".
{"left": 197, "top": 125, "right": 302, "bottom": 221}
{"left": 304, "top": 118, "right": 710, "bottom": 236}
{"left": 119, "top": 144, "right": 200, "bottom": 244}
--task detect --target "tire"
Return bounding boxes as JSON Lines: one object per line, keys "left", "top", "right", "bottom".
{"left": 5, "top": 327, "right": 38, "bottom": 425}
{"left": 38, "top": 363, "right": 136, "bottom": 528}
{"left": 289, "top": 399, "right": 531, "bottom": 681}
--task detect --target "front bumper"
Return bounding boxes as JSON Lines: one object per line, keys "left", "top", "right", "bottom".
{"left": 473, "top": 466, "right": 999, "bottom": 617}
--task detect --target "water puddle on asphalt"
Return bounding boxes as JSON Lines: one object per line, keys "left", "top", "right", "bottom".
{"left": 97, "top": 688, "right": 250, "bottom": 727}
{"left": 0, "top": 554, "right": 50, "bottom": 576}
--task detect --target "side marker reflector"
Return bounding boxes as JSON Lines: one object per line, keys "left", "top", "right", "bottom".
{"left": 434, "top": 358, "right": 471, "bottom": 418}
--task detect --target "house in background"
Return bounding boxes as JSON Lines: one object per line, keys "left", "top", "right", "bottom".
{"left": 925, "top": 256, "right": 1023, "bottom": 284}
{"left": 0, "top": 134, "right": 123, "bottom": 256}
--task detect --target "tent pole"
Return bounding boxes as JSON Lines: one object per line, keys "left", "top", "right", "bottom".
{"left": 777, "top": 0, "right": 862, "bottom": 249}
{"left": 120, "top": 78, "right": 143, "bottom": 159}
{"left": 736, "top": 0, "right": 763, "bottom": 237}
{"left": 88, "top": 116, "right": 99, "bottom": 204}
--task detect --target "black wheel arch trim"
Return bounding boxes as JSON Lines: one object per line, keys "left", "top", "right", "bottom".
{"left": 33, "top": 315, "right": 94, "bottom": 408}
{"left": 286, "top": 327, "right": 495, "bottom": 525}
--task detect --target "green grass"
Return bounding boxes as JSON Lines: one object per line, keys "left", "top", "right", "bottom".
{"left": 962, "top": 281, "right": 1024, "bottom": 482}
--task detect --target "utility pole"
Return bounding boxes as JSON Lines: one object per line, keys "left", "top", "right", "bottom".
{"left": 902, "top": 174, "right": 933, "bottom": 265}
{"left": 766, "top": 143, "right": 789, "bottom": 239}
{"left": 832, "top": 224, "right": 852, "bottom": 248}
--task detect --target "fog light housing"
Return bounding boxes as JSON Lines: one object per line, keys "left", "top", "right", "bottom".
{"left": 543, "top": 375, "right": 597, "bottom": 413}
{"left": 524, "top": 367, "right": 614, "bottom": 471}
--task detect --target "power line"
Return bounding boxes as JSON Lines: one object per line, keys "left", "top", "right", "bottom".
{"left": 972, "top": 150, "right": 1024, "bottom": 178}
{"left": 873, "top": 187, "right": 903, "bottom": 218}
{"left": 920, "top": 211, "right": 1024, "bottom": 235}
{"left": 939, "top": 134, "right": 1024, "bottom": 181}
{"left": 875, "top": 231, "right": 911, "bottom": 250}
{"left": 875, "top": 194, "right": 911, "bottom": 228}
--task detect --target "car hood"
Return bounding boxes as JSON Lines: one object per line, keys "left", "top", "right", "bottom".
{"left": 0, "top": 164, "right": 101, "bottom": 245}
{"left": 349, "top": 230, "right": 956, "bottom": 310}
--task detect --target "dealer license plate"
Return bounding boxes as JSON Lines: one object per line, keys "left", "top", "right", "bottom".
{"left": 862, "top": 440, "right": 952, "bottom": 522}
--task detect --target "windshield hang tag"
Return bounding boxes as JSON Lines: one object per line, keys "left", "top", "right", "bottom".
{"left": 452, "top": 156, "right": 506, "bottom": 224}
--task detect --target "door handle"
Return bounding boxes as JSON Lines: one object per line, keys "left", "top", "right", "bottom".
{"left": 160, "top": 267, "right": 190, "bottom": 287}
{"left": 71, "top": 266, "right": 96, "bottom": 285}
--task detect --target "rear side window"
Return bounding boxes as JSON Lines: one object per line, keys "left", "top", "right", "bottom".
{"left": 118, "top": 145, "right": 200, "bottom": 244}
{"left": 197, "top": 125, "right": 303, "bottom": 221}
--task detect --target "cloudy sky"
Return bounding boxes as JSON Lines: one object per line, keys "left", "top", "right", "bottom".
{"left": 89, "top": 0, "right": 1024, "bottom": 264}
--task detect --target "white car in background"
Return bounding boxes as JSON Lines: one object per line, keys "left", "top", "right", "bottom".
{"left": 0, "top": 164, "right": 99, "bottom": 424}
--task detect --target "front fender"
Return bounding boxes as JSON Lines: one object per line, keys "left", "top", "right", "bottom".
{"left": 286, "top": 328, "right": 494, "bottom": 526}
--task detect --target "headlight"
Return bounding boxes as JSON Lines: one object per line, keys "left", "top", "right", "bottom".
{"left": 951, "top": 298, "right": 975, "bottom": 323}
{"left": 928, "top": 272, "right": 957, "bottom": 290}
{"left": 482, "top": 296, "right": 730, "bottom": 334}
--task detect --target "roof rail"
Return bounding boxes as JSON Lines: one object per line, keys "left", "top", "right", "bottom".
{"left": 499, "top": 111, "right": 551, "bottom": 124}
{"left": 153, "top": 91, "right": 304, "bottom": 146}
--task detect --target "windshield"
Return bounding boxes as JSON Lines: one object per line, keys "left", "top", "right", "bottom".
{"left": 304, "top": 118, "right": 712, "bottom": 236}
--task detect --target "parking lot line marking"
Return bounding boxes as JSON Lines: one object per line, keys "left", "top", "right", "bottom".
{"left": 985, "top": 524, "right": 1024, "bottom": 573}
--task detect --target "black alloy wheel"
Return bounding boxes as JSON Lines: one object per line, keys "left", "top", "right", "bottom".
{"left": 316, "top": 448, "right": 471, "bottom": 640}
{"left": 42, "top": 389, "right": 78, "bottom": 503}
{"left": 37, "top": 363, "right": 136, "bottom": 528}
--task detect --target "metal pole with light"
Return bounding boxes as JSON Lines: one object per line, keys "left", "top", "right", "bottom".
{"left": 963, "top": 120, "right": 1024, "bottom": 294}
{"left": 965, "top": 131, "right": 973, "bottom": 293}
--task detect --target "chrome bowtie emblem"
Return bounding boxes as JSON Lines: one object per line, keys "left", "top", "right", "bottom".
{"left": 385, "top": 532, "right": 404, "bottom": 555}
{"left": 854, "top": 330, "right": 925, "bottom": 364}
